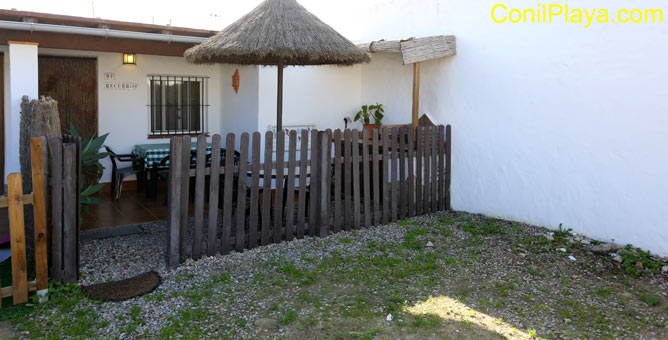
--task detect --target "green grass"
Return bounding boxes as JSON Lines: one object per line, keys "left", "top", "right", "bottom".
{"left": 639, "top": 294, "right": 661, "bottom": 307}
{"left": 280, "top": 310, "right": 297, "bottom": 325}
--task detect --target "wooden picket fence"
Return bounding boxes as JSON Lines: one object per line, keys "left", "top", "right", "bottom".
{"left": 0, "top": 137, "right": 49, "bottom": 306}
{"left": 167, "top": 125, "right": 451, "bottom": 267}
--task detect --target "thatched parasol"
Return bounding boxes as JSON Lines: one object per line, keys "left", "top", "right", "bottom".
{"left": 185, "top": 0, "right": 370, "bottom": 130}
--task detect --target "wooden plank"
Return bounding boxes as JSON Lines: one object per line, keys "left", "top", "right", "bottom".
{"left": 192, "top": 135, "right": 207, "bottom": 259}
{"left": 343, "top": 129, "right": 353, "bottom": 231}
{"left": 416, "top": 127, "right": 423, "bottom": 216}
{"left": 235, "top": 133, "right": 250, "bottom": 252}
{"left": 382, "top": 128, "right": 390, "bottom": 223}
{"left": 261, "top": 131, "right": 273, "bottom": 246}
{"left": 296, "top": 130, "right": 309, "bottom": 238}
{"left": 248, "top": 132, "right": 261, "bottom": 249}
{"left": 319, "top": 131, "right": 330, "bottom": 237}
{"left": 284, "top": 131, "right": 297, "bottom": 241}
{"left": 207, "top": 134, "right": 222, "bottom": 256}
{"left": 274, "top": 132, "right": 285, "bottom": 244}
{"left": 431, "top": 126, "right": 439, "bottom": 212}
{"left": 67, "top": 136, "right": 82, "bottom": 281}
{"left": 351, "top": 130, "right": 361, "bottom": 229}
{"left": 371, "top": 128, "right": 381, "bottom": 225}
{"left": 30, "top": 137, "right": 48, "bottom": 291}
{"left": 407, "top": 127, "right": 415, "bottom": 217}
{"left": 391, "top": 127, "right": 400, "bottom": 222}
{"left": 221, "top": 134, "right": 236, "bottom": 254}
{"left": 445, "top": 125, "right": 452, "bottom": 211}
{"left": 437, "top": 125, "right": 445, "bottom": 211}
{"left": 309, "top": 130, "right": 320, "bottom": 236}
{"left": 49, "top": 137, "right": 63, "bottom": 281}
{"left": 179, "top": 136, "right": 191, "bottom": 259}
{"left": 7, "top": 174, "right": 28, "bottom": 304}
{"left": 332, "top": 129, "right": 342, "bottom": 233}
{"left": 398, "top": 127, "right": 407, "bottom": 219}
{"left": 166, "top": 137, "right": 183, "bottom": 267}
{"left": 423, "top": 126, "right": 432, "bottom": 213}
{"left": 62, "top": 144, "right": 78, "bottom": 283}
{"left": 361, "top": 129, "right": 371, "bottom": 228}
{"left": 0, "top": 281, "right": 37, "bottom": 299}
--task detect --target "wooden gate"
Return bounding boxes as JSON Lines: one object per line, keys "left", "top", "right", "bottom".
{"left": 166, "top": 125, "right": 451, "bottom": 267}
{"left": 0, "top": 137, "right": 48, "bottom": 306}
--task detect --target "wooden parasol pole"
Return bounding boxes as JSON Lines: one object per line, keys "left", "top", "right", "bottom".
{"left": 412, "top": 62, "right": 421, "bottom": 128}
{"left": 277, "top": 61, "right": 284, "bottom": 132}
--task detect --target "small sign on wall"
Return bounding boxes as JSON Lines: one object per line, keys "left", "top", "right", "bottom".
{"left": 104, "top": 72, "right": 115, "bottom": 80}
{"left": 104, "top": 82, "right": 138, "bottom": 90}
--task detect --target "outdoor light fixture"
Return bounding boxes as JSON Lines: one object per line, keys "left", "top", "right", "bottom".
{"left": 123, "top": 53, "right": 136, "bottom": 65}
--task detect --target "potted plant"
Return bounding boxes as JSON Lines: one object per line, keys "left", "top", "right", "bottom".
{"left": 354, "top": 103, "right": 384, "bottom": 134}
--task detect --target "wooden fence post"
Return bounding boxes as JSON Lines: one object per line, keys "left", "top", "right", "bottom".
{"left": 445, "top": 125, "right": 452, "bottom": 211}
{"left": 207, "top": 134, "right": 222, "bottom": 256}
{"left": 192, "top": 135, "right": 207, "bottom": 260}
{"left": 49, "top": 137, "right": 62, "bottom": 281}
{"left": 248, "top": 132, "right": 262, "bottom": 248}
{"left": 167, "top": 136, "right": 183, "bottom": 267}
{"left": 236, "top": 133, "right": 250, "bottom": 252}
{"left": 221, "top": 134, "right": 236, "bottom": 254}
{"left": 319, "top": 130, "right": 330, "bottom": 237}
{"left": 30, "top": 138, "right": 48, "bottom": 291}
{"left": 7, "top": 174, "right": 28, "bottom": 304}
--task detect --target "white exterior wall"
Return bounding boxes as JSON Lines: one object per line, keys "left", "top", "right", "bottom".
{"left": 353, "top": 0, "right": 668, "bottom": 254}
{"left": 4, "top": 43, "right": 39, "bottom": 177}
{"left": 37, "top": 48, "right": 224, "bottom": 182}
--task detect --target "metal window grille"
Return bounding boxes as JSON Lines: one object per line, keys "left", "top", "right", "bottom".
{"left": 147, "top": 75, "right": 209, "bottom": 136}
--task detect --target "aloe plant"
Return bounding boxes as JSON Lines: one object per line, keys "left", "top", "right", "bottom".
{"left": 354, "top": 103, "right": 384, "bottom": 125}
{"left": 68, "top": 124, "right": 109, "bottom": 217}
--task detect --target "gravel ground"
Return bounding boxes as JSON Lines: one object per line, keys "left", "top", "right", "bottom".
{"left": 12, "top": 211, "right": 668, "bottom": 339}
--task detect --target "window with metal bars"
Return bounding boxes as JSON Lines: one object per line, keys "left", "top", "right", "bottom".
{"left": 147, "top": 75, "right": 209, "bottom": 136}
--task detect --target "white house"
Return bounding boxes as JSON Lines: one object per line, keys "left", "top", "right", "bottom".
{"left": 2, "top": 0, "right": 667, "bottom": 256}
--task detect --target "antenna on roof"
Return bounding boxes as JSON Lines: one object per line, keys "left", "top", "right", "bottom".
{"left": 91, "top": 0, "right": 96, "bottom": 17}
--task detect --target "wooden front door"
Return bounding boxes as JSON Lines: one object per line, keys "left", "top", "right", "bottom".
{"left": 38, "top": 56, "right": 98, "bottom": 138}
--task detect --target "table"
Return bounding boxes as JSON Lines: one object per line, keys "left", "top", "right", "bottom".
{"left": 133, "top": 142, "right": 212, "bottom": 169}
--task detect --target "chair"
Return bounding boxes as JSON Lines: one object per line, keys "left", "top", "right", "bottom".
{"left": 151, "top": 151, "right": 198, "bottom": 205}
{"left": 105, "top": 146, "right": 143, "bottom": 201}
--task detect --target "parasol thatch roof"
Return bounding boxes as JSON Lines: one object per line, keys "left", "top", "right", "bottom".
{"left": 184, "top": 0, "right": 370, "bottom": 66}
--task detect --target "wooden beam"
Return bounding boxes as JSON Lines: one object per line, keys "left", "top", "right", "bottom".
{"left": 412, "top": 62, "right": 421, "bottom": 128}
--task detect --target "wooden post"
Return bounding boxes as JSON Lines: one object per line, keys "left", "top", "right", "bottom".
{"left": 412, "top": 62, "right": 421, "bottom": 128}
{"left": 62, "top": 144, "right": 77, "bottom": 283}
{"left": 30, "top": 138, "right": 48, "bottom": 291}
{"left": 207, "top": 134, "right": 222, "bottom": 256}
{"left": 193, "top": 135, "right": 207, "bottom": 260}
{"left": 7, "top": 174, "right": 28, "bottom": 304}
{"left": 236, "top": 133, "right": 249, "bottom": 252}
{"left": 167, "top": 137, "right": 183, "bottom": 267}
{"left": 277, "top": 62, "right": 284, "bottom": 131}
{"left": 49, "top": 137, "right": 63, "bottom": 281}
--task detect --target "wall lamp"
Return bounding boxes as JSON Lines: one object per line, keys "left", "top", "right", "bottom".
{"left": 123, "top": 53, "right": 136, "bottom": 65}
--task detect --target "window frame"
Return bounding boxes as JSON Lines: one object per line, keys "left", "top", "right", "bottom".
{"left": 146, "top": 74, "right": 209, "bottom": 137}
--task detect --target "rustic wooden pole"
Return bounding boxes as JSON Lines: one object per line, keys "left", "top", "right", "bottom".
{"left": 29, "top": 138, "right": 48, "bottom": 291}
{"left": 277, "top": 61, "right": 284, "bottom": 131}
{"left": 412, "top": 62, "right": 421, "bottom": 128}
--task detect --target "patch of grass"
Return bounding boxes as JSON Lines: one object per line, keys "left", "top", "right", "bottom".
{"left": 397, "top": 219, "right": 421, "bottom": 226}
{"left": 280, "top": 310, "right": 298, "bottom": 325}
{"left": 619, "top": 245, "right": 661, "bottom": 276}
{"left": 340, "top": 237, "right": 352, "bottom": 244}
{"left": 639, "top": 294, "right": 661, "bottom": 307}
{"left": 411, "top": 314, "right": 442, "bottom": 328}
{"left": 462, "top": 219, "right": 502, "bottom": 236}
{"left": 402, "top": 228, "right": 428, "bottom": 251}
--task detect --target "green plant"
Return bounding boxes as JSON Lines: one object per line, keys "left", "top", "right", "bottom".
{"left": 619, "top": 245, "right": 661, "bottom": 276}
{"left": 354, "top": 103, "right": 384, "bottom": 125}
{"left": 639, "top": 293, "right": 661, "bottom": 307}
{"left": 68, "top": 124, "right": 109, "bottom": 217}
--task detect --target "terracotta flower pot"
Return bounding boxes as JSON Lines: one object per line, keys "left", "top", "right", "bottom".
{"left": 363, "top": 124, "right": 380, "bottom": 136}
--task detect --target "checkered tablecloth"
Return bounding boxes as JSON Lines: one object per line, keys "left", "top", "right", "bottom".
{"left": 133, "top": 142, "right": 212, "bottom": 169}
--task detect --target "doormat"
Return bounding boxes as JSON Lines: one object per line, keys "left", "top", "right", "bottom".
{"left": 83, "top": 271, "right": 161, "bottom": 302}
